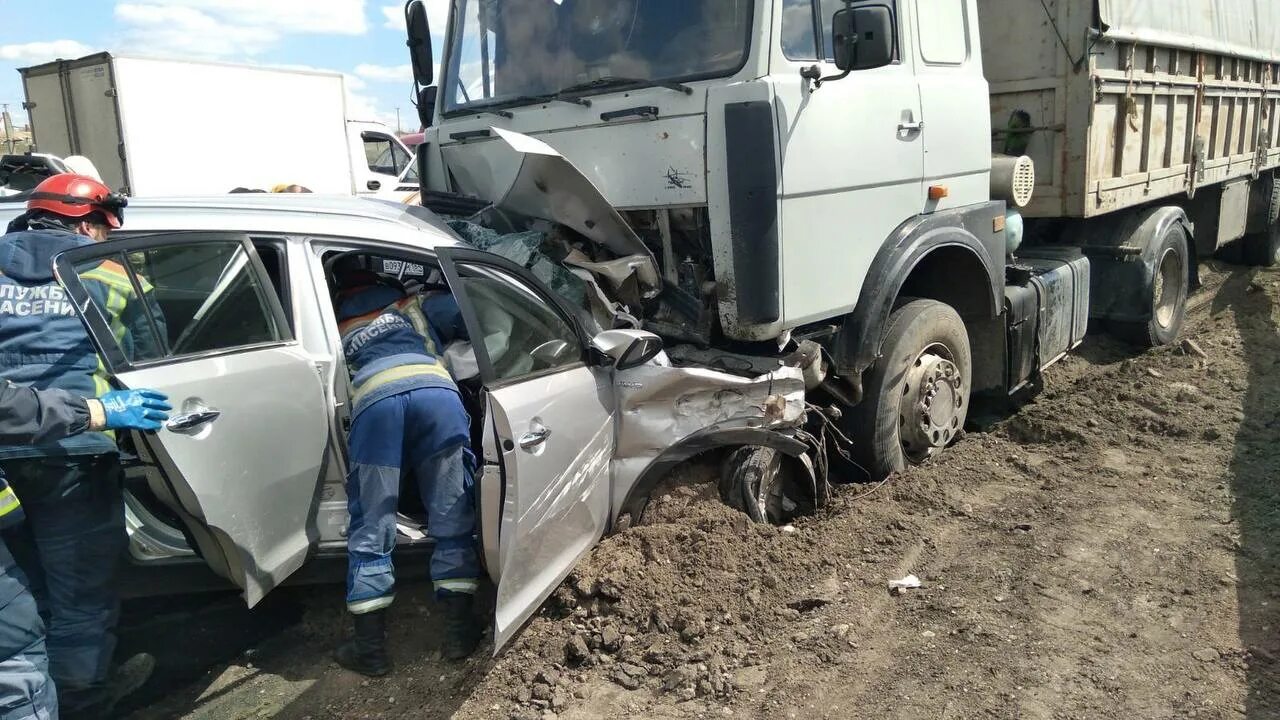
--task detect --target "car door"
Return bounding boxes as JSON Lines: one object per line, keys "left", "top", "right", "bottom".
{"left": 436, "top": 247, "right": 614, "bottom": 651}
{"left": 54, "top": 232, "right": 330, "bottom": 607}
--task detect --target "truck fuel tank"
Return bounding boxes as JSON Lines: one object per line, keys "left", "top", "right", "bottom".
{"left": 1003, "top": 247, "right": 1090, "bottom": 393}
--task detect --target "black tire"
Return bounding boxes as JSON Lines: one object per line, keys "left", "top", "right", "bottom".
{"left": 719, "top": 446, "right": 812, "bottom": 524}
{"left": 1113, "top": 223, "right": 1190, "bottom": 348}
{"left": 1242, "top": 223, "right": 1280, "bottom": 267}
{"left": 848, "top": 299, "right": 971, "bottom": 481}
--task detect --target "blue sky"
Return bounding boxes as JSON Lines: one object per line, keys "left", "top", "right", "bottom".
{"left": 0, "top": 0, "right": 450, "bottom": 131}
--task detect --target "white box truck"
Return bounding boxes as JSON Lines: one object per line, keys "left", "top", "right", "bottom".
{"left": 19, "top": 52, "right": 412, "bottom": 196}
{"left": 400, "top": 0, "right": 1280, "bottom": 481}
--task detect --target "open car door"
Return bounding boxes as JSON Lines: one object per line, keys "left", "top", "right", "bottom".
{"left": 437, "top": 247, "right": 614, "bottom": 651}
{"left": 54, "top": 232, "right": 329, "bottom": 606}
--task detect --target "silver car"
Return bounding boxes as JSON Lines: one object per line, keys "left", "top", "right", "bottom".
{"left": 0, "top": 193, "right": 808, "bottom": 650}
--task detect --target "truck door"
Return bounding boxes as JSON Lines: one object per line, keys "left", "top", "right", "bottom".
{"left": 54, "top": 233, "right": 329, "bottom": 606}
{"left": 436, "top": 247, "right": 614, "bottom": 652}
{"left": 770, "top": 0, "right": 925, "bottom": 325}
{"left": 913, "top": 0, "right": 989, "bottom": 212}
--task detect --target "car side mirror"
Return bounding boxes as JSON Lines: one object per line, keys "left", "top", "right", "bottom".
{"left": 590, "top": 329, "right": 664, "bottom": 371}
{"left": 405, "top": 0, "right": 434, "bottom": 88}
{"left": 832, "top": 4, "right": 896, "bottom": 72}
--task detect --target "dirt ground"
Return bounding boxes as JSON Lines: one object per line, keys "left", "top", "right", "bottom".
{"left": 124, "top": 262, "right": 1280, "bottom": 720}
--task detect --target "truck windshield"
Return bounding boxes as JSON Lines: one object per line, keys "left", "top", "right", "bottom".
{"left": 441, "top": 0, "right": 753, "bottom": 114}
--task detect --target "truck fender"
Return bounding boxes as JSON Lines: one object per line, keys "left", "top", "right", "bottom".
{"left": 613, "top": 426, "right": 809, "bottom": 529}
{"left": 834, "top": 204, "right": 1006, "bottom": 382}
{"left": 1069, "top": 206, "right": 1196, "bottom": 323}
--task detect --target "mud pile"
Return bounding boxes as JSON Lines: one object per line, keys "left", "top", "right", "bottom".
{"left": 486, "top": 460, "right": 915, "bottom": 719}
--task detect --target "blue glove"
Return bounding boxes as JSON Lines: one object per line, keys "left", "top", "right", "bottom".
{"left": 99, "top": 389, "right": 172, "bottom": 431}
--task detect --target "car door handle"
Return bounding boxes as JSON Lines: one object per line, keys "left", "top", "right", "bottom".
{"left": 517, "top": 427, "right": 551, "bottom": 451}
{"left": 898, "top": 120, "right": 924, "bottom": 132}
{"left": 166, "top": 409, "right": 221, "bottom": 432}
{"left": 367, "top": 180, "right": 381, "bottom": 191}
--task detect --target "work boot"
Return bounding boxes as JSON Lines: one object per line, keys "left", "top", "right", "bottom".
{"left": 61, "top": 652, "right": 156, "bottom": 720}
{"left": 334, "top": 609, "right": 391, "bottom": 677}
{"left": 438, "top": 593, "right": 479, "bottom": 660}
{"left": 109, "top": 652, "right": 156, "bottom": 704}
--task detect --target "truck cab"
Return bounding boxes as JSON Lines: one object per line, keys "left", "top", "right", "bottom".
{"left": 418, "top": 0, "right": 992, "bottom": 342}
{"left": 408, "top": 0, "right": 1033, "bottom": 478}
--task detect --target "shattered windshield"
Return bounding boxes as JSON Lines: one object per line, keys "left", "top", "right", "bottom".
{"left": 442, "top": 0, "right": 753, "bottom": 113}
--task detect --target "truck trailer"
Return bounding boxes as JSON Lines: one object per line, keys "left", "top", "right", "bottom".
{"left": 18, "top": 52, "right": 413, "bottom": 196}
{"left": 399, "top": 0, "right": 1280, "bottom": 482}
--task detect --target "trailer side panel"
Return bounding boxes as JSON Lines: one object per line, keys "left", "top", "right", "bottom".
{"left": 981, "top": 0, "right": 1280, "bottom": 219}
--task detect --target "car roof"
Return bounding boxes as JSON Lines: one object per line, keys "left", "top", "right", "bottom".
{"left": 0, "top": 194, "right": 462, "bottom": 252}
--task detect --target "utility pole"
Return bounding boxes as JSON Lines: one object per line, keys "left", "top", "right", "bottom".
{"left": 395, "top": 107, "right": 401, "bottom": 134}
{"left": 1, "top": 104, "right": 13, "bottom": 154}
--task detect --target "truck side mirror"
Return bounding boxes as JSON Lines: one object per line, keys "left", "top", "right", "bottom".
{"left": 832, "top": 4, "right": 896, "bottom": 72}
{"left": 417, "top": 85, "right": 437, "bottom": 129}
{"left": 405, "top": 0, "right": 434, "bottom": 87}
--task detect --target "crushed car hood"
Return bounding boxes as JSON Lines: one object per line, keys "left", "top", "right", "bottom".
{"left": 441, "top": 128, "right": 660, "bottom": 294}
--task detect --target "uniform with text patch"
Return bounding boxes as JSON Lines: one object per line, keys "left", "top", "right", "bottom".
{"left": 333, "top": 270, "right": 480, "bottom": 672}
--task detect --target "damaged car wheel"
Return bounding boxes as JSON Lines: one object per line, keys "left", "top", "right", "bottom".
{"left": 849, "top": 299, "right": 971, "bottom": 480}
{"left": 720, "top": 446, "right": 815, "bottom": 524}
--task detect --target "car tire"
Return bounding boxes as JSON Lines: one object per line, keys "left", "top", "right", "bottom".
{"left": 1113, "top": 223, "right": 1190, "bottom": 348}
{"left": 849, "top": 299, "right": 972, "bottom": 481}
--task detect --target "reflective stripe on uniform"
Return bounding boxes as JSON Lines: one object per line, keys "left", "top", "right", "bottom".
{"left": 83, "top": 261, "right": 139, "bottom": 442}
{"left": 0, "top": 485, "right": 20, "bottom": 518}
{"left": 347, "top": 594, "right": 395, "bottom": 614}
{"left": 398, "top": 300, "right": 440, "bottom": 356}
{"left": 433, "top": 578, "right": 478, "bottom": 594}
{"left": 351, "top": 363, "right": 454, "bottom": 408}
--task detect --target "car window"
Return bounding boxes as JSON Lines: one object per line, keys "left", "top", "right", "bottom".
{"left": 363, "top": 134, "right": 398, "bottom": 175}
{"left": 451, "top": 262, "right": 582, "bottom": 383}
{"left": 783, "top": 0, "right": 898, "bottom": 62}
{"left": 73, "top": 240, "right": 287, "bottom": 364}
{"left": 391, "top": 143, "right": 411, "bottom": 175}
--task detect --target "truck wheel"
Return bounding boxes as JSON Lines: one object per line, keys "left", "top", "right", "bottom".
{"left": 1242, "top": 222, "right": 1280, "bottom": 267}
{"left": 1115, "top": 224, "right": 1190, "bottom": 347}
{"left": 850, "top": 299, "right": 971, "bottom": 481}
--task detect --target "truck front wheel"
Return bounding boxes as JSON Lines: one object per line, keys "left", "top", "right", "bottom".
{"left": 850, "top": 299, "right": 972, "bottom": 481}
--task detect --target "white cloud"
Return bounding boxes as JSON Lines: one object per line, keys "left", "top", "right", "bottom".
{"left": 145, "top": 0, "right": 368, "bottom": 36}
{"left": 115, "top": 4, "right": 279, "bottom": 57}
{"left": 354, "top": 63, "right": 413, "bottom": 83}
{"left": 0, "top": 40, "right": 94, "bottom": 64}
{"left": 114, "top": 0, "right": 368, "bottom": 59}
{"left": 382, "top": 1, "right": 449, "bottom": 33}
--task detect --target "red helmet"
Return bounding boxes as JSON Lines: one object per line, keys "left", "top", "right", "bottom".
{"left": 27, "top": 174, "right": 127, "bottom": 228}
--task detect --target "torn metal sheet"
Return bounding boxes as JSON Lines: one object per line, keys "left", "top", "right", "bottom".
{"left": 608, "top": 359, "right": 807, "bottom": 513}
{"left": 443, "top": 128, "right": 661, "bottom": 295}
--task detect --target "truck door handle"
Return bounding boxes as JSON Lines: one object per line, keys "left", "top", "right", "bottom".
{"left": 366, "top": 180, "right": 381, "bottom": 191}
{"left": 898, "top": 120, "right": 924, "bottom": 132}
{"left": 517, "top": 427, "right": 551, "bottom": 451}
{"left": 166, "top": 409, "right": 221, "bottom": 432}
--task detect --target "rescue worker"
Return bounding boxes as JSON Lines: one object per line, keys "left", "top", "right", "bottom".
{"left": 0, "top": 381, "right": 169, "bottom": 720}
{"left": 0, "top": 174, "right": 167, "bottom": 718}
{"left": 331, "top": 260, "right": 480, "bottom": 674}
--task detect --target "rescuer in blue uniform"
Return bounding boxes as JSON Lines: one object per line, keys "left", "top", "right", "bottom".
{"left": 0, "top": 174, "right": 167, "bottom": 719}
{"left": 0, "top": 381, "right": 169, "bottom": 720}
{"left": 331, "top": 260, "right": 480, "bottom": 674}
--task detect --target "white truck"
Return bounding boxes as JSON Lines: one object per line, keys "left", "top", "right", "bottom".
{"left": 18, "top": 52, "right": 412, "bottom": 196}
{"left": 400, "top": 0, "right": 1280, "bottom": 481}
